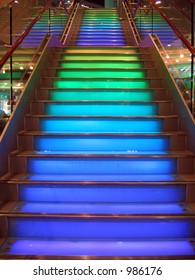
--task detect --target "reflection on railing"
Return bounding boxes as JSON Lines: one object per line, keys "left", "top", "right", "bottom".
{"left": 126, "top": 0, "right": 195, "bottom": 117}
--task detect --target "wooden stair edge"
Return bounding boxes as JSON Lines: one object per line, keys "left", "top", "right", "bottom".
{"left": 1, "top": 212, "right": 195, "bottom": 219}
{"left": 1, "top": 173, "right": 195, "bottom": 184}
{"left": 9, "top": 150, "right": 195, "bottom": 158}
{"left": 0, "top": 253, "right": 194, "bottom": 260}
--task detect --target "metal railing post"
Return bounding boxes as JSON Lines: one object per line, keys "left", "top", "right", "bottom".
{"left": 9, "top": 3, "right": 13, "bottom": 113}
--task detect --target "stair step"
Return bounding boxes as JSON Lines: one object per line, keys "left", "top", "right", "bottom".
{"left": 40, "top": 88, "right": 166, "bottom": 101}
{"left": 79, "top": 28, "right": 123, "bottom": 32}
{"left": 1, "top": 239, "right": 195, "bottom": 258}
{"left": 77, "top": 36, "right": 125, "bottom": 40}
{"left": 49, "top": 78, "right": 161, "bottom": 89}
{"left": 55, "top": 46, "right": 143, "bottom": 54}
{"left": 4, "top": 173, "right": 195, "bottom": 182}
{"left": 76, "top": 41, "right": 126, "bottom": 46}
{"left": 59, "top": 54, "right": 142, "bottom": 60}
{"left": 57, "top": 61, "right": 153, "bottom": 69}
{"left": 52, "top": 69, "right": 150, "bottom": 78}
{"left": 20, "top": 134, "right": 173, "bottom": 153}
{"left": 9, "top": 154, "right": 194, "bottom": 176}
{"left": 12, "top": 150, "right": 193, "bottom": 157}
{"left": 31, "top": 100, "right": 174, "bottom": 116}
{"left": 10, "top": 202, "right": 193, "bottom": 215}
{"left": 18, "top": 130, "right": 187, "bottom": 152}
{"left": 16, "top": 182, "right": 188, "bottom": 203}
{"left": 37, "top": 102, "right": 161, "bottom": 116}
{"left": 3, "top": 216, "right": 195, "bottom": 239}
{"left": 25, "top": 115, "right": 178, "bottom": 133}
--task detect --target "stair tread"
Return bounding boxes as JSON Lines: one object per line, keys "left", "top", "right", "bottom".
{"left": 25, "top": 114, "right": 178, "bottom": 119}
{"left": 32, "top": 100, "right": 172, "bottom": 104}
{"left": 11, "top": 150, "right": 194, "bottom": 157}
{"left": 2, "top": 173, "right": 195, "bottom": 183}
{"left": 18, "top": 130, "right": 186, "bottom": 136}
{"left": 46, "top": 67, "right": 156, "bottom": 70}
{"left": 40, "top": 87, "right": 166, "bottom": 90}
{"left": 1, "top": 238, "right": 195, "bottom": 259}
{"left": 43, "top": 77, "right": 162, "bottom": 80}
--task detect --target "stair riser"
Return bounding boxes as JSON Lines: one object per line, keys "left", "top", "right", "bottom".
{"left": 1, "top": 239, "right": 195, "bottom": 258}
{"left": 18, "top": 184, "right": 186, "bottom": 203}
{"left": 54, "top": 61, "right": 156, "bottom": 69}
{"left": 55, "top": 54, "right": 153, "bottom": 61}
{"left": 28, "top": 135, "right": 170, "bottom": 153}
{"left": 6, "top": 218, "right": 195, "bottom": 239}
{"left": 9, "top": 156, "right": 194, "bottom": 174}
{"left": 44, "top": 69, "right": 159, "bottom": 79}
{"left": 24, "top": 117, "right": 178, "bottom": 133}
{"left": 37, "top": 89, "right": 167, "bottom": 101}
{"left": 44, "top": 69, "right": 159, "bottom": 78}
{"left": 18, "top": 134, "right": 186, "bottom": 152}
{"left": 52, "top": 46, "right": 150, "bottom": 54}
{"left": 76, "top": 42, "right": 126, "bottom": 46}
{"left": 30, "top": 102, "right": 173, "bottom": 116}
{"left": 41, "top": 78, "right": 163, "bottom": 89}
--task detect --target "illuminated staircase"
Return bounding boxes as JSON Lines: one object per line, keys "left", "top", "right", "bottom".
{"left": 0, "top": 7, "right": 195, "bottom": 259}
{"left": 135, "top": 9, "right": 178, "bottom": 46}
{"left": 76, "top": 8, "right": 126, "bottom": 46}
{"left": 20, "top": 9, "right": 69, "bottom": 47}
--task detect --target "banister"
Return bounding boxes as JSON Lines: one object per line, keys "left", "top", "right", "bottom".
{"left": 68, "top": 0, "right": 76, "bottom": 12}
{"left": 0, "top": 0, "right": 15, "bottom": 10}
{"left": 54, "top": 0, "right": 76, "bottom": 15}
{"left": 0, "top": 0, "right": 52, "bottom": 70}
{"left": 129, "top": 0, "right": 195, "bottom": 56}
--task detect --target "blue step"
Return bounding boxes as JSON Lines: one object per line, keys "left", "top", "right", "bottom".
{"left": 18, "top": 183, "right": 186, "bottom": 203}
{"left": 2, "top": 239, "right": 195, "bottom": 257}
{"left": 7, "top": 217, "right": 195, "bottom": 239}
{"left": 39, "top": 117, "right": 164, "bottom": 133}
{"left": 34, "top": 135, "right": 170, "bottom": 154}
{"left": 44, "top": 103, "right": 157, "bottom": 116}
{"left": 27, "top": 157, "right": 177, "bottom": 175}
{"left": 12, "top": 202, "right": 190, "bottom": 215}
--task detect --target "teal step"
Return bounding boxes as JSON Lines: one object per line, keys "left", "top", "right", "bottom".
{"left": 44, "top": 102, "right": 158, "bottom": 116}
{"left": 56, "top": 69, "right": 146, "bottom": 78}
{"left": 53, "top": 79, "right": 150, "bottom": 89}
{"left": 48, "top": 89, "right": 155, "bottom": 101}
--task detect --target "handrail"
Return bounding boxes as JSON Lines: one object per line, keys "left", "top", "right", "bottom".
{"left": 55, "top": 0, "right": 76, "bottom": 15}
{"left": 0, "top": 0, "right": 52, "bottom": 70}
{"left": 122, "top": 1, "right": 142, "bottom": 45}
{"left": 147, "top": 0, "right": 195, "bottom": 56}
{"left": 129, "top": 0, "right": 195, "bottom": 56}
{"left": 0, "top": 0, "right": 15, "bottom": 10}
{"left": 67, "top": 0, "right": 76, "bottom": 12}
{"left": 61, "top": 1, "right": 79, "bottom": 44}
